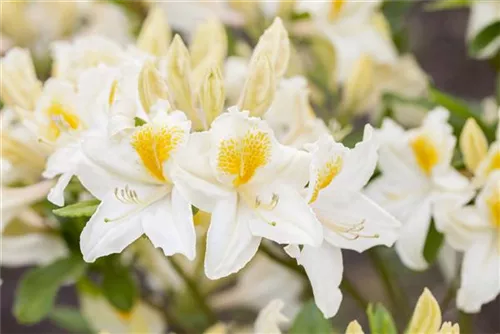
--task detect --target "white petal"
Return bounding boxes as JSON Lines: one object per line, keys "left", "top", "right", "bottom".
{"left": 1, "top": 234, "right": 68, "bottom": 267}
{"left": 314, "top": 191, "right": 400, "bottom": 252}
{"left": 47, "top": 172, "right": 73, "bottom": 206}
{"left": 142, "top": 188, "right": 196, "bottom": 260}
{"left": 204, "top": 194, "right": 261, "bottom": 279}
{"left": 432, "top": 169, "right": 470, "bottom": 192}
{"left": 254, "top": 299, "right": 288, "bottom": 334}
{"left": 286, "top": 243, "right": 343, "bottom": 318}
{"left": 249, "top": 185, "right": 323, "bottom": 246}
{"left": 395, "top": 198, "right": 432, "bottom": 271}
{"left": 76, "top": 155, "right": 127, "bottom": 200}
{"left": 457, "top": 234, "right": 500, "bottom": 313}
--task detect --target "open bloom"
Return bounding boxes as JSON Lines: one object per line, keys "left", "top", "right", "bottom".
{"left": 366, "top": 108, "right": 472, "bottom": 270}
{"left": 78, "top": 106, "right": 196, "bottom": 262}
{"left": 173, "top": 109, "right": 322, "bottom": 279}
{"left": 285, "top": 125, "right": 400, "bottom": 318}
{"left": 437, "top": 171, "right": 500, "bottom": 313}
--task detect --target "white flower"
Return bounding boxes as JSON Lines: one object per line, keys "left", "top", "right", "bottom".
{"left": 439, "top": 171, "right": 500, "bottom": 313}
{"left": 285, "top": 125, "right": 400, "bottom": 318}
{"left": 474, "top": 114, "right": 500, "bottom": 186}
{"left": 173, "top": 109, "right": 322, "bottom": 279}
{"left": 1, "top": 233, "right": 68, "bottom": 267}
{"left": 467, "top": 1, "right": 500, "bottom": 59}
{"left": 367, "top": 108, "right": 472, "bottom": 270}
{"left": 297, "top": 0, "right": 397, "bottom": 82}
{"left": 253, "top": 299, "right": 288, "bottom": 334}
{"left": 78, "top": 107, "right": 196, "bottom": 263}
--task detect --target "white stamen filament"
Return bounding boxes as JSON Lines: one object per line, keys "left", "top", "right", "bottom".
{"left": 318, "top": 215, "right": 380, "bottom": 240}
{"left": 239, "top": 190, "right": 280, "bottom": 226}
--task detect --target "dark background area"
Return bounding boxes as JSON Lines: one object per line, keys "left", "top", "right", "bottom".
{"left": 1, "top": 2, "right": 499, "bottom": 333}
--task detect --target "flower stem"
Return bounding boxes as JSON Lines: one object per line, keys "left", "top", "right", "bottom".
{"left": 459, "top": 312, "right": 474, "bottom": 334}
{"left": 168, "top": 257, "right": 217, "bottom": 324}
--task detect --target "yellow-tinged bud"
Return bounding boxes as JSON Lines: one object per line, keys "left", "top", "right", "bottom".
{"left": 199, "top": 67, "right": 225, "bottom": 127}
{"left": 345, "top": 320, "right": 364, "bottom": 334}
{"left": 0, "top": 48, "right": 42, "bottom": 111}
{"left": 341, "top": 54, "right": 375, "bottom": 115}
{"left": 407, "top": 288, "right": 442, "bottom": 334}
{"left": 460, "top": 118, "right": 488, "bottom": 172}
{"left": 251, "top": 17, "right": 290, "bottom": 78}
{"left": 238, "top": 54, "right": 275, "bottom": 117}
{"left": 190, "top": 18, "right": 227, "bottom": 70}
{"left": 137, "top": 6, "right": 171, "bottom": 57}
{"left": 164, "top": 35, "right": 201, "bottom": 128}
{"left": 438, "top": 322, "right": 460, "bottom": 334}
{"left": 138, "top": 60, "right": 170, "bottom": 113}
{"left": 204, "top": 323, "right": 228, "bottom": 334}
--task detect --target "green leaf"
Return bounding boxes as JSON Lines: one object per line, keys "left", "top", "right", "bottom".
{"left": 425, "top": 0, "right": 471, "bottom": 11}
{"left": 134, "top": 117, "right": 147, "bottom": 126}
{"left": 53, "top": 199, "right": 100, "bottom": 218}
{"left": 289, "top": 300, "right": 333, "bottom": 334}
{"left": 423, "top": 220, "right": 444, "bottom": 264}
{"left": 102, "top": 264, "right": 138, "bottom": 312}
{"left": 14, "top": 256, "right": 86, "bottom": 324}
{"left": 367, "top": 303, "right": 397, "bottom": 334}
{"left": 49, "top": 307, "right": 93, "bottom": 333}
{"left": 469, "top": 21, "right": 500, "bottom": 57}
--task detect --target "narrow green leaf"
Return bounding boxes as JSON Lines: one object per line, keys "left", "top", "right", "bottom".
{"left": 367, "top": 303, "right": 398, "bottom": 334}
{"left": 53, "top": 199, "right": 100, "bottom": 218}
{"left": 14, "top": 256, "right": 86, "bottom": 324}
{"left": 425, "top": 0, "right": 471, "bottom": 11}
{"left": 289, "top": 300, "right": 333, "bottom": 334}
{"left": 134, "top": 117, "right": 147, "bottom": 126}
{"left": 423, "top": 220, "right": 444, "bottom": 264}
{"left": 102, "top": 265, "right": 138, "bottom": 312}
{"left": 49, "top": 307, "right": 93, "bottom": 333}
{"left": 469, "top": 21, "right": 500, "bottom": 57}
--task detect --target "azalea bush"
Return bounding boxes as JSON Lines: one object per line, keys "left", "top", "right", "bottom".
{"left": 1, "top": 1, "right": 499, "bottom": 333}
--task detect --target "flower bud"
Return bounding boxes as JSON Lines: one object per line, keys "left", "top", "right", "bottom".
{"left": 138, "top": 60, "right": 169, "bottom": 114}
{"left": 460, "top": 118, "right": 488, "bottom": 172}
{"left": 238, "top": 53, "right": 275, "bottom": 117}
{"left": 0, "top": 48, "right": 42, "bottom": 110}
{"left": 407, "top": 288, "right": 442, "bottom": 334}
{"left": 199, "top": 66, "right": 225, "bottom": 126}
{"left": 438, "top": 322, "right": 460, "bottom": 334}
{"left": 190, "top": 18, "right": 227, "bottom": 70}
{"left": 136, "top": 6, "right": 171, "bottom": 57}
{"left": 251, "top": 17, "right": 290, "bottom": 78}
{"left": 341, "top": 54, "right": 374, "bottom": 116}
{"left": 345, "top": 320, "right": 364, "bottom": 334}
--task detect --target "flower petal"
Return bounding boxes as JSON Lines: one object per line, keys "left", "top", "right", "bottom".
{"left": 205, "top": 193, "right": 261, "bottom": 279}
{"left": 47, "top": 172, "right": 73, "bottom": 206}
{"left": 1, "top": 233, "right": 68, "bottom": 267}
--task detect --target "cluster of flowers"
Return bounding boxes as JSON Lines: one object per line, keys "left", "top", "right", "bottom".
{"left": 1, "top": 1, "right": 499, "bottom": 333}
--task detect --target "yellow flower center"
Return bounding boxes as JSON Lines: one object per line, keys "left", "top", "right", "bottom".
{"left": 46, "top": 101, "right": 80, "bottom": 140}
{"left": 217, "top": 129, "right": 271, "bottom": 187}
{"left": 485, "top": 148, "right": 500, "bottom": 176}
{"left": 410, "top": 134, "right": 440, "bottom": 176}
{"left": 487, "top": 185, "right": 500, "bottom": 228}
{"left": 309, "top": 156, "right": 343, "bottom": 204}
{"left": 131, "top": 124, "right": 184, "bottom": 182}
{"left": 328, "top": 0, "right": 345, "bottom": 22}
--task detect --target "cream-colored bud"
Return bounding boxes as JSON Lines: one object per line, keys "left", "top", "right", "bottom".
{"left": 460, "top": 118, "right": 488, "bottom": 172}
{"left": 0, "top": 48, "right": 42, "bottom": 110}
{"left": 438, "top": 322, "right": 460, "bottom": 334}
{"left": 199, "top": 67, "right": 225, "bottom": 126}
{"left": 238, "top": 54, "right": 275, "bottom": 117}
{"left": 137, "top": 6, "right": 171, "bottom": 57}
{"left": 165, "top": 35, "right": 200, "bottom": 127}
{"left": 341, "top": 54, "right": 374, "bottom": 115}
{"left": 251, "top": 17, "right": 290, "bottom": 78}
{"left": 138, "top": 60, "right": 170, "bottom": 113}
{"left": 190, "top": 18, "right": 227, "bottom": 70}
{"left": 345, "top": 320, "right": 364, "bottom": 334}
{"left": 407, "top": 288, "right": 442, "bottom": 334}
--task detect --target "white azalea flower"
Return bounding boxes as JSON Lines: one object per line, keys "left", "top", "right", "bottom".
{"left": 438, "top": 171, "right": 500, "bottom": 313}
{"left": 173, "top": 109, "right": 322, "bottom": 279}
{"left": 78, "top": 106, "right": 196, "bottom": 263}
{"left": 366, "top": 108, "right": 472, "bottom": 270}
{"left": 285, "top": 125, "right": 400, "bottom": 318}
{"left": 297, "top": 0, "right": 397, "bottom": 82}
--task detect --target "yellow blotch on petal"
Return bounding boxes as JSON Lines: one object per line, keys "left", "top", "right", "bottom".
{"left": 328, "top": 0, "right": 345, "bottom": 22}
{"left": 485, "top": 148, "right": 500, "bottom": 176}
{"left": 46, "top": 102, "right": 80, "bottom": 140}
{"left": 407, "top": 288, "right": 442, "bottom": 334}
{"left": 131, "top": 124, "right": 184, "bottom": 182}
{"left": 410, "top": 134, "right": 440, "bottom": 176}
{"left": 217, "top": 130, "right": 271, "bottom": 187}
{"left": 309, "top": 156, "right": 343, "bottom": 204}
{"left": 116, "top": 310, "right": 133, "bottom": 322}
{"left": 486, "top": 182, "right": 500, "bottom": 228}
{"left": 108, "top": 80, "right": 118, "bottom": 106}
{"left": 345, "top": 320, "right": 364, "bottom": 334}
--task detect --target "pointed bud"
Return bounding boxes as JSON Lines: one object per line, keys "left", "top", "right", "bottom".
{"left": 438, "top": 322, "right": 460, "bottom": 334}
{"left": 341, "top": 54, "right": 374, "bottom": 116}
{"left": 251, "top": 17, "right": 290, "bottom": 78}
{"left": 238, "top": 54, "right": 275, "bottom": 117}
{"left": 199, "top": 66, "right": 225, "bottom": 126}
{"left": 190, "top": 18, "right": 227, "bottom": 70}
{"left": 345, "top": 320, "right": 364, "bottom": 334}
{"left": 137, "top": 6, "right": 171, "bottom": 57}
{"left": 407, "top": 288, "right": 442, "bottom": 334}
{"left": 460, "top": 118, "right": 488, "bottom": 172}
{"left": 138, "top": 60, "right": 170, "bottom": 113}
{"left": 164, "top": 35, "right": 201, "bottom": 128}
{"left": 0, "top": 48, "right": 41, "bottom": 110}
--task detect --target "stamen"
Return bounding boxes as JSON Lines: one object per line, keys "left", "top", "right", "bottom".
{"left": 113, "top": 185, "right": 143, "bottom": 204}
{"left": 320, "top": 217, "right": 380, "bottom": 240}
{"left": 255, "top": 193, "right": 279, "bottom": 210}
{"left": 105, "top": 186, "right": 167, "bottom": 223}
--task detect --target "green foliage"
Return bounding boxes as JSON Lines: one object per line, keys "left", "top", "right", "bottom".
{"left": 134, "top": 116, "right": 147, "bottom": 126}
{"left": 425, "top": 0, "right": 471, "bottom": 11}
{"left": 14, "top": 256, "right": 86, "bottom": 324}
{"left": 102, "top": 261, "right": 138, "bottom": 312}
{"left": 367, "top": 303, "right": 398, "bottom": 334}
{"left": 53, "top": 199, "right": 100, "bottom": 218}
{"left": 49, "top": 307, "right": 94, "bottom": 333}
{"left": 468, "top": 21, "right": 500, "bottom": 57}
{"left": 423, "top": 220, "right": 444, "bottom": 264}
{"left": 382, "top": 1, "right": 414, "bottom": 53}
{"left": 289, "top": 300, "right": 333, "bottom": 334}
